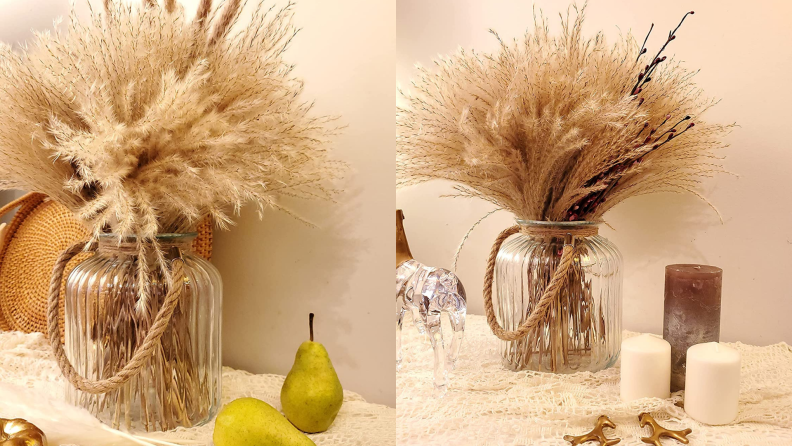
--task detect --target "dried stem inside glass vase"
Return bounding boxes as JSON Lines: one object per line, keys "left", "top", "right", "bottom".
{"left": 66, "top": 235, "right": 219, "bottom": 432}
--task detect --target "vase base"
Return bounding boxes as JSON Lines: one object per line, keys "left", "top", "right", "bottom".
{"left": 500, "top": 350, "right": 620, "bottom": 374}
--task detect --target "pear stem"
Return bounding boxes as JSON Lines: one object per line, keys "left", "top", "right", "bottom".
{"left": 309, "top": 313, "right": 314, "bottom": 342}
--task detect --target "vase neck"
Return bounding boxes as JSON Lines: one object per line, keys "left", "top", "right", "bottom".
{"left": 516, "top": 220, "right": 599, "bottom": 239}
{"left": 97, "top": 233, "right": 196, "bottom": 259}
{"left": 396, "top": 210, "right": 414, "bottom": 267}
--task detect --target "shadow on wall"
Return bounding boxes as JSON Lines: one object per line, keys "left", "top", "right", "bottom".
{"left": 603, "top": 191, "right": 722, "bottom": 335}
{"left": 212, "top": 187, "right": 365, "bottom": 378}
{"left": 603, "top": 191, "right": 721, "bottom": 268}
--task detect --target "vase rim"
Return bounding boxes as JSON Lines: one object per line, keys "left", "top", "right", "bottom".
{"left": 516, "top": 219, "right": 599, "bottom": 227}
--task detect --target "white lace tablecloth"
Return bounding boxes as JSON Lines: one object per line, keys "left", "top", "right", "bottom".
{"left": 0, "top": 331, "right": 394, "bottom": 446}
{"left": 398, "top": 314, "right": 792, "bottom": 445}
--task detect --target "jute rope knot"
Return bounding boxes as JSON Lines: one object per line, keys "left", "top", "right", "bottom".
{"left": 47, "top": 240, "right": 185, "bottom": 394}
{"left": 483, "top": 224, "right": 598, "bottom": 342}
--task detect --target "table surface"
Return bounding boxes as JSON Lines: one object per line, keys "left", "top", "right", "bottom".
{"left": 0, "top": 330, "right": 395, "bottom": 446}
{"left": 398, "top": 314, "right": 792, "bottom": 445}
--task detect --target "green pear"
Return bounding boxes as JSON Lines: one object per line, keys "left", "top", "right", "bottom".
{"left": 213, "top": 397, "right": 315, "bottom": 446}
{"left": 281, "top": 313, "right": 344, "bottom": 433}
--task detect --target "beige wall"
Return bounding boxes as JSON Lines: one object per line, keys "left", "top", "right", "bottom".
{"left": 212, "top": 0, "right": 396, "bottom": 406}
{"left": 397, "top": 0, "right": 792, "bottom": 346}
{"left": 1, "top": 0, "right": 395, "bottom": 406}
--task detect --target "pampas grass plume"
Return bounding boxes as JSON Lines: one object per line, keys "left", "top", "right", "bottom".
{"left": 397, "top": 4, "right": 732, "bottom": 223}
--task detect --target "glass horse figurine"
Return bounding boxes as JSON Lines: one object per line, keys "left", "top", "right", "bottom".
{"left": 396, "top": 210, "right": 466, "bottom": 397}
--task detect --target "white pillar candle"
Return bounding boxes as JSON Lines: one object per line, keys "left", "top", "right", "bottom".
{"left": 620, "top": 334, "right": 671, "bottom": 402}
{"left": 684, "top": 342, "right": 741, "bottom": 425}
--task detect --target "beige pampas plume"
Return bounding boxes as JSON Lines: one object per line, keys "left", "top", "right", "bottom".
{"left": 397, "top": 4, "right": 733, "bottom": 223}
{"left": 0, "top": 0, "right": 345, "bottom": 300}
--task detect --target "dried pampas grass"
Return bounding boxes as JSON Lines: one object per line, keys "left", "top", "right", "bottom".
{"left": 0, "top": 0, "right": 344, "bottom": 238}
{"left": 0, "top": 0, "right": 345, "bottom": 297}
{"left": 397, "top": 4, "right": 733, "bottom": 223}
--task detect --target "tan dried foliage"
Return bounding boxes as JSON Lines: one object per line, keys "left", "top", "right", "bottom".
{"left": 0, "top": 0, "right": 345, "bottom": 303}
{"left": 397, "top": 5, "right": 732, "bottom": 222}
{"left": 0, "top": 0, "right": 344, "bottom": 238}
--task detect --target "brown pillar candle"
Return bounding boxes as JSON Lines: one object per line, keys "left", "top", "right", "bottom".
{"left": 663, "top": 264, "right": 722, "bottom": 392}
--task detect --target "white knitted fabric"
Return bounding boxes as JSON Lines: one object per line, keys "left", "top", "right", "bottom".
{"left": 398, "top": 314, "right": 792, "bottom": 445}
{"left": 0, "top": 331, "right": 395, "bottom": 446}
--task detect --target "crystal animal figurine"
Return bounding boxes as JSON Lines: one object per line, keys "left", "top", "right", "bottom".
{"left": 396, "top": 210, "right": 466, "bottom": 397}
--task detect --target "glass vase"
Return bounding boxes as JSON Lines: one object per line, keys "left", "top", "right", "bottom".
{"left": 64, "top": 233, "right": 222, "bottom": 432}
{"left": 493, "top": 220, "right": 622, "bottom": 373}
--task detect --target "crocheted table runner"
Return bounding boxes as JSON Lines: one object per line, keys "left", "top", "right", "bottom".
{"left": 0, "top": 331, "right": 395, "bottom": 446}
{"left": 398, "top": 314, "right": 792, "bottom": 445}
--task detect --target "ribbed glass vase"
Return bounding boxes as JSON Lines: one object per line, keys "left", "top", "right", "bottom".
{"left": 493, "top": 220, "right": 622, "bottom": 373}
{"left": 64, "top": 233, "right": 222, "bottom": 432}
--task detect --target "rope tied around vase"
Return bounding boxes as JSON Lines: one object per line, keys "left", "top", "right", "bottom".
{"left": 47, "top": 240, "right": 186, "bottom": 395}
{"left": 482, "top": 223, "right": 598, "bottom": 342}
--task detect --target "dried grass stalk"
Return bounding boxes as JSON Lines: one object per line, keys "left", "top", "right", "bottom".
{"left": 397, "top": 4, "right": 732, "bottom": 223}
